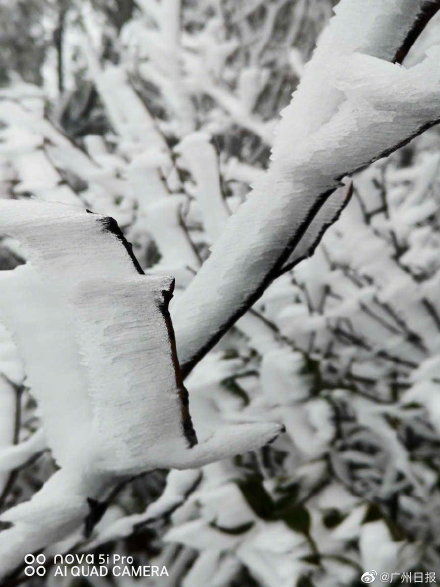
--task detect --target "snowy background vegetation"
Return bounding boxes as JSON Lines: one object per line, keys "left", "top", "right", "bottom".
{"left": 0, "top": 0, "right": 440, "bottom": 585}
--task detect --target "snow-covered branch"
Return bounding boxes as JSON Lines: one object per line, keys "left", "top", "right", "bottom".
{"left": 172, "top": 0, "right": 440, "bottom": 375}
{"left": 1, "top": 0, "right": 440, "bottom": 583}
{"left": 0, "top": 201, "right": 281, "bottom": 579}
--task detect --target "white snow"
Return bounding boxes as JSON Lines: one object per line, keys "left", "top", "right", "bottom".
{"left": 0, "top": 200, "right": 282, "bottom": 578}
{"left": 171, "top": 0, "right": 440, "bottom": 371}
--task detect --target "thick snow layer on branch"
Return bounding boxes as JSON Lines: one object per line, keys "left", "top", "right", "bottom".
{"left": 0, "top": 201, "right": 195, "bottom": 472}
{"left": 0, "top": 470, "right": 95, "bottom": 576}
{"left": 90, "top": 470, "right": 201, "bottom": 547}
{"left": 274, "top": 0, "right": 425, "bottom": 152}
{"left": 0, "top": 97, "right": 101, "bottom": 187}
{"left": 0, "top": 200, "right": 281, "bottom": 577}
{"left": 0, "top": 429, "right": 46, "bottom": 473}
{"left": 144, "top": 196, "right": 200, "bottom": 270}
{"left": 0, "top": 201, "right": 142, "bottom": 466}
{"left": 171, "top": 0, "right": 440, "bottom": 372}
{"left": 176, "top": 133, "right": 230, "bottom": 242}
{"left": 85, "top": 63, "right": 163, "bottom": 151}
{"left": 73, "top": 275, "right": 197, "bottom": 473}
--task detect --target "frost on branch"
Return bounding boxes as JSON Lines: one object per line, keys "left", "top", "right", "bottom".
{"left": 172, "top": 0, "right": 440, "bottom": 374}
{"left": 0, "top": 0, "right": 440, "bottom": 583}
{"left": 0, "top": 200, "right": 280, "bottom": 578}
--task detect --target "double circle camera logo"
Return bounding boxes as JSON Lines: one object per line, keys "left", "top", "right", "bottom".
{"left": 24, "top": 554, "right": 47, "bottom": 577}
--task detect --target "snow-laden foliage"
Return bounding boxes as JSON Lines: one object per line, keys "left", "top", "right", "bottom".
{"left": 168, "top": 142, "right": 440, "bottom": 587}
{"left": 0, "top": 0, "right": 439, "bottom": 584}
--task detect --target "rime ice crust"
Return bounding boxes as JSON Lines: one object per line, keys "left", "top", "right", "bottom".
{"left": 0, "top": 200, "right": 281, "bottom": 579}
{"left": 171, "top": 0, "right": 440, "bottom": 373}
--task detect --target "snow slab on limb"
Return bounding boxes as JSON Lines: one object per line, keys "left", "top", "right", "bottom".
{"left": 0, "top": 199, "right": 281, "bottom": 579}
